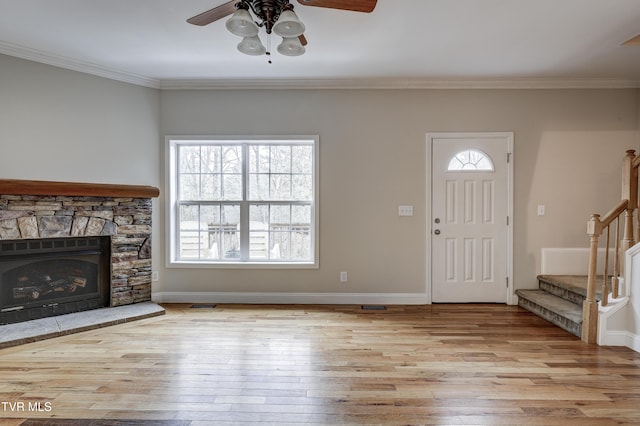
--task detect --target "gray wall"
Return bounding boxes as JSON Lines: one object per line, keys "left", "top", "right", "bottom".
{"left": 0, "top": 55, "right": 160, "bottom": 185}
{"left": 159, "top": 88, "right": 639, "bottom": 299}
{"left": 1, "top": 53, "right": 638, "bottom": 303}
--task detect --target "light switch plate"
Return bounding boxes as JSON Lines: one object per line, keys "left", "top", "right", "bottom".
{"left": 398, "top": 205, "right": 414, "bottom": 216}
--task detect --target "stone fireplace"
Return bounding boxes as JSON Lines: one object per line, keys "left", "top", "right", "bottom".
{"left": 0, "top": 179, "right": 160, "bottom": 324}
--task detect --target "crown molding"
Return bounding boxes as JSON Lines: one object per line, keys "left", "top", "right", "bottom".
{"left": 0, "top": 41, "right": 161, "bottom": 89}
{"left": 1, "top": 41, "right": 638, "bottom": 90}
{"left": 159, "top": 77, "right": 640, "bottom": 90}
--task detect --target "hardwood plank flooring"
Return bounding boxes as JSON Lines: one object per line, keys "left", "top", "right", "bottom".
{"left": 1, "top": 303, "right": 639, "bottom": 425}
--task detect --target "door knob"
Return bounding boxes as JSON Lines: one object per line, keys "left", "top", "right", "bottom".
{"left": 434, "top": 229, "right": 441, "bottom": 235}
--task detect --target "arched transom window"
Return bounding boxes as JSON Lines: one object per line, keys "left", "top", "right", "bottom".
{"left": 447, "top": 149, "right": 494, "bottom": 171}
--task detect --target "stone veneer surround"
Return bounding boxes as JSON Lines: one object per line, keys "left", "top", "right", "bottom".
{"left": 0, "top": 179, "right": 160, "bottom": 307}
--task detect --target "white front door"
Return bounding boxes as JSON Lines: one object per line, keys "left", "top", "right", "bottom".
{"left": 430, "top": 133, "right": 512, "bottom": 303}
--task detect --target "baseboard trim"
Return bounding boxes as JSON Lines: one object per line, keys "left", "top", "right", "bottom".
{"left": 152, "top": 292, "right": 428, "bottom": 305}
{"left": 625, "top": 332, "right": 640, "bottom": 353}
{"left": 600, "top": 330, "right": 640, "bottom": 353}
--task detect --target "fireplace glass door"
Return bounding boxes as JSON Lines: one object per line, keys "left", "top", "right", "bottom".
{"left": 0, "top": 237, "right": 110, "bottom": 324}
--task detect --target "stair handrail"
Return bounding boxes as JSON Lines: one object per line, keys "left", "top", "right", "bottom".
{"left": 583, "top": 149, "right": 638, "bottom": 344}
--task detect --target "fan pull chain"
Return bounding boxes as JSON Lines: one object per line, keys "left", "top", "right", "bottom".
{"left": 266, "top": 33, "right": 272, "bottom": 64}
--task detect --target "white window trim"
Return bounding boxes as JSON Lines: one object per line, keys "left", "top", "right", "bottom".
{"left": 165, "top": 135, "right": 319, "bottom": 269}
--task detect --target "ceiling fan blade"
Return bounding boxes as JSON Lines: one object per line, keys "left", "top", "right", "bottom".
{"left": 622, "top": 34, "right": 640, "bottom": 46}
{"left": 299, "top": 34, "right": 308, "bottom": 46}
{"left": 297, "top": 0, "right": 377, "bottom": 13}
{"left": 187, "top": 1, "right": 237, "bottom": 26}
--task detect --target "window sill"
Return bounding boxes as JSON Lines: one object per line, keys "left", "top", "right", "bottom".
{"left": 167, "top": 260, "right": 318, "bottom": 270}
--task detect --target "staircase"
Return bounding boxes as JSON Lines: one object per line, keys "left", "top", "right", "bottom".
{"left": 517, "top": 150, "right": 639, "bottom": 343}
{"left": 516, "top": 275, "right": 601, "bottom": 338}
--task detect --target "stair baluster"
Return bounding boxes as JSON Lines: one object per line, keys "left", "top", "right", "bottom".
{"left": 613, "top": 216, "right": 621, "bottom": 299}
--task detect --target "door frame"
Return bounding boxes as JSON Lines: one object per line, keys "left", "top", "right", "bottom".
{"left": 426, "top": 132, "right": 515, "bottom": 305}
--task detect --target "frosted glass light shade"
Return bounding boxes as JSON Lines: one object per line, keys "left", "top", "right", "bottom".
{"left": 226, "top": 9, "right": 259, "bottom": 37}
{"left": 238, "top": 35, "right": 267, "bottom": 56}
{"left": 277, "top": 37, "right": 305, "bottom": 56}
{"left": 273, "top": 10, "right": 305, "bottom": 37}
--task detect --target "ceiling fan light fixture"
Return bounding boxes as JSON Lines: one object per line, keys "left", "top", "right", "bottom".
{"left": 273, "top": 10, "right": 305, "bottom": 37}
{"left": 188, "top": 0, "right": 378, "bottom": 58}
{"left": 237, "top": 35, "right": 267, "bottom": 55}
{"left": 225, "top": 8, "right": 259, "bottom": 37}
{"left": 277, "top": 36, "right": 306, "bottom": 56}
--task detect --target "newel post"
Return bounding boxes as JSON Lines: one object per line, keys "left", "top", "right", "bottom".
{"left": 622, "top": 150, "right": 637, "bottom": 255}
{"left": 583, "top": 214, "right": 602, "bottom": 344}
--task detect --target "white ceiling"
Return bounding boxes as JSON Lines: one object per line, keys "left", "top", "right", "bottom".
{"left": 0, "top": 0, "right": 639, "bottom": 89}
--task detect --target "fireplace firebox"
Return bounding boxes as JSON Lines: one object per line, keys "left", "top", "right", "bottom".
{"left": 0, "top": 236, "right": 111, "bottom": 324}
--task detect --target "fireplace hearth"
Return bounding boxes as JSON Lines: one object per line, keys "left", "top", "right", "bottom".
{"left": 0, "top": 236, "right": 110, "bottom": 324}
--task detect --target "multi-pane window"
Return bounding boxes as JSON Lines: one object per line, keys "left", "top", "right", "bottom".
{"left": 168, "top": 137, "right": 317, "bottom": 265}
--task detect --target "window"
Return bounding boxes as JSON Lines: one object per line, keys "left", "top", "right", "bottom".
{"left": 167, "top": 136, "right": 318, "bottom": 267}
{"left": 447, "top": 149, "right": 494, "bottom": 171}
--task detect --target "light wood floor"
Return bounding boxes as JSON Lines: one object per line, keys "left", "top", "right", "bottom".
{"left": 1, "top": 303, "right": 640, "bottom": 425}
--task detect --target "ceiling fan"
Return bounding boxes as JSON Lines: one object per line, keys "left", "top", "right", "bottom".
{"left": 187, "top": 0, "right": 377, "bottom": 58}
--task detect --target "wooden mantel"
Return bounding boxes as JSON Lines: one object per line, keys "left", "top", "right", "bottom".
{"left": 0, "top": 179, "right": 160, "bottom": 198}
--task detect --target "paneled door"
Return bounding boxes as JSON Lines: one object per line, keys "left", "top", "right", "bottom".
{"left": 430, "top": 133, "right": 512, "bottom": 303}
